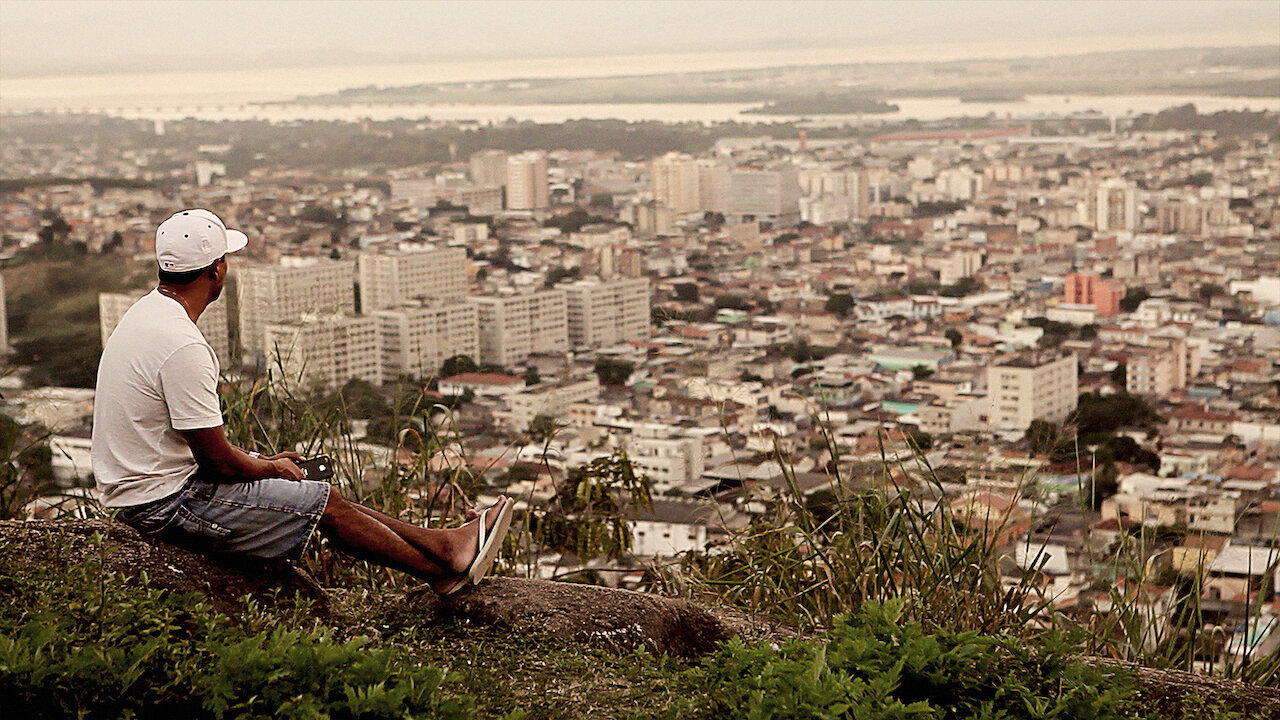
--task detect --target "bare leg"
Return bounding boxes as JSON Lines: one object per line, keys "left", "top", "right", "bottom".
{"left": 351, "top": 502, "right": 478, "bottom": 554}
{"left": 317, "top": 487, "right": 505, "bottom": 587}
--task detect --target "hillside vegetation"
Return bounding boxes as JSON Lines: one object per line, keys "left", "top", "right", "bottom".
{"left": 3, "top": 519, "right": 1267, "bottom": 719}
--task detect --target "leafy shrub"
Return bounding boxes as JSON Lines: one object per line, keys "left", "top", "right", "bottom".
{"left": 696, "top": 599, "right": 1142, "bottom": 720}
{"left": 0, "top": 546, "right": 478, "bottom": 720}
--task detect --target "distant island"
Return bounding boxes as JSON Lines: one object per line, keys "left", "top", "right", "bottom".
{"left": 959, "top": 91, "right": 1027, "bottom": 103}
{"left": 269, "top": 45, "right": 1278, "bottom": 109}
{"left": 743, "top": 95, "right": 899, "bottom": 115}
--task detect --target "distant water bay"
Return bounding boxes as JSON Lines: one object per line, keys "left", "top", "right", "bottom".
{"left": 3, "top": 46, "right": 1277, "bottom": 125}
{"left": 6, "top": 94, "right": 1275, "bottom": 126}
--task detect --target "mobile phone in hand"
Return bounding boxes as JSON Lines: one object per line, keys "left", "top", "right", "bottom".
{"left": 298, "top": 455, "right": 334, "bottom": 481}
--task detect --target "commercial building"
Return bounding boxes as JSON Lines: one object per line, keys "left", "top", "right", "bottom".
{"left": 263, "top": 313, "right": 381, "bottom": 391}
{"left": 506, "top": 151, "right": 550, "bottom": 211}
{"left": 236, "top": 259, "right": 356, "bottom": 365}
{"left": 373, "top": 301, "right": 478, "bottom": 381}
{"left": 563, "top": 277, "right": 651, "bottom": 350}
{"left": 100, "top": 291, "right": 232, "bottom": 368}
{"left": 727, "top": 165, "right": 800, "bottom": 226}
{"left": 357, "top": 245, "right": 467, "bottom": 312}
{"left": 988, "top": 353, "right": 1078, "bottom": 431}
{"left": 471, "top": 289, "right": 569, "bottom": 368}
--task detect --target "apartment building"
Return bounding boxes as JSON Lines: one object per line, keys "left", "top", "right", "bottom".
{"left": 471, "top": 289, "right": 568, "bottom": 368}
{"left": 236, "top": 259, "right": 355, "bottom": 365}
{"left": 469, "top": 149, "right": 509, "bottom": 188}
{"left": 626, "top": 433, "right": 706, "bottom": 493}
{"left": 263, "top": 313, "right": 381, "bottom": 391}
{"left": 1080, "top": 178, "right": 1139, "bottom": 232}
{"left": 1126, "top": 332, "right": 1198, "bottom": 397}
{"left": 650, "top": 152, "right": 701, "bottom": 215}
{"left": 988, "top": 352, "right": 1078, "bottom": 431}
{"left": 1063, "top": 272, "right": 1123, "bottom": 317}
{"left": 99, "top": 290, "right": 232, "bottom": 368}
{"left": 0, "top": 274, "right": 7, "bottom": 353}
{"left": 506, "top": 151, "right": 549, "bottom": 211}
{"left": 727, "top": 165, "right": 801, "bottom": 226}
{"left": 501, "top": 376, "right": 601, "bottom": 431}
{"left": 373, "top": 301, "right": 478, "bottom": 381}
{"left": 357, "top": 245, "right": 467, "bottom": 312}
{"left": 563, "top": 277, "right": 651, "bottom": 350}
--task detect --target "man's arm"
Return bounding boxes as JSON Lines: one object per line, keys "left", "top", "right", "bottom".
{"left": 179, "top": 425, "right": 304, "bottom": 481}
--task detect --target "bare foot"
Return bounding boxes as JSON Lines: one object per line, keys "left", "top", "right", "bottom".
{"left": 431, "top": 496, "right": 509, "bottom": 594}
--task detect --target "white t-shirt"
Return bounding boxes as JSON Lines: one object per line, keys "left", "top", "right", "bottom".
{"left": 92, "top": 290, "right": 223, "bottom": 507}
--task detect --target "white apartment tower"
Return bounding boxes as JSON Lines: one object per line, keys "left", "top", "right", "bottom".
{"left": 373, "top": 301, "right": 478, "bottom": 381}
{"left": 0, "top": 274, "right": 8, "bottom": 354}
{"left": 263, "top": 313, "right": 381, "bottom": 391}
{"left": 469, "top": 149, "right": 509, "bottom": 188}
{"left": 471, "top": 289, "right": 569, "bottom": 368}
{"left": 1081, "top": 178, "right": 1139, "bottom": 232}
{"left": 505, "top": 151, "right": 550, "bottom": 211}
{"left": 989, "top": 353, "right": 1079, "bottom": 431}
{"left": 100, "top": 291, "right": 233, "bottom": 368}
{"left": 563, "top": 278, "right": 651, "bottom": 350}
{"left": 650, "top": 152, "right": 701, "bottom": 215}
{"left": 728, "top": 165, "right": 801, "bottom": 226}
{"left": 698, "top": 161, "right": 731, "bottom": 214}
{"left": 357, "top": 245, "right": 467, "bottom": 312}
{"left": 236, "top": 260, "right": 356, "bottom": 366}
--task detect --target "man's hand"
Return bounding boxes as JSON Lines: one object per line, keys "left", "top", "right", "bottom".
{"left": 264, "top": 451, "right": 303, "bottom": 463}
{"left": 270, "top": 457, "right": 305, "bottom": 481}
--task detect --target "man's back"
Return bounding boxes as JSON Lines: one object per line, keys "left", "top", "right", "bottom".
{"left": 92, "top": 290, "right": 222, "bottom": 508}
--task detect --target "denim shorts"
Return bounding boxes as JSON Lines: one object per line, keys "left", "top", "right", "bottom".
{"left": 115, "top": 474, "right": 331, "bottom": 561}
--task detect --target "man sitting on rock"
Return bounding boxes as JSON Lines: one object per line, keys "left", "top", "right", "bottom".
{"left": 91, "top": 209, "right": 511, "bottom": 596}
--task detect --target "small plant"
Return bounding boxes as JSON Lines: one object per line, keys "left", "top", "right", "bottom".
{"left": 0, "top": 536, "right": 479, "bottom": 719}
{"left": 695, "top": 599, "right": 1143, "bottom": 720}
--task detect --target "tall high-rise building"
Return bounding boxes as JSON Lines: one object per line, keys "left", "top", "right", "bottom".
{"left": 99, "top": 291, "right": 232, "bottom": 368}
{"left": 563, "top": 278, "right": 650, "bottom": 350}
{"left": 263, "top": 313, "right": 381, "bottom": 391}
{"left": 469, "top": 149, "right": 509, "bottom": 188}
{"left": 988, "top": 353, "right": 1078, "bottom": 431}
{"left": 236, "top": 260, "right": 356, "bottom": 365}
{"left": 797, "top": 165, "right": 862, "bottom": 223}
{"left": 471, "top": 289, "right": 569, "bottom": 368}
{"left": 357, "top": 245, "right": 467, "bottom": 312}
{"left": 650, "top": 152, "right": 701, "bottom": 215}
{"left": 697, "top": 161, "right": 731, "bottom": 214}
{"left": 728, "top": 165, "right": 800, "bottom": 226}
{"left": 0, "top": 274, "right": 8, "bottom": 354}
{"left": 373, "top": 301, "right": 478, "bottom": 381}
{"left": 1081, "top": 179, "right": 1139, "bottom": 232}
{"left": 506, "top": 151, "right": 550, "bottom": 211}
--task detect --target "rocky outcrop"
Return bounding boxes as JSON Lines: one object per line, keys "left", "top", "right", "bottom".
{"left": 422, "top": 576, "right": 731, "bottom": 657}
{"left": 0, "top": 519, "right": 327, "bottom": 615}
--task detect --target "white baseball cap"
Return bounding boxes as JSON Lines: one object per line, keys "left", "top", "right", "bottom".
{"left": 155, "top": 209, "right": 248, "bottom": 272}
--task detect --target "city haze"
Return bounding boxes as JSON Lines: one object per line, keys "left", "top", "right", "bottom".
{"left": 2, "top": 0, "right": 1278, "bottom": 78}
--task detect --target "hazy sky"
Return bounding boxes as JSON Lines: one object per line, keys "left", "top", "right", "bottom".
{"left": 2, "top": 0, "right": 1278, "bottom": 78}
